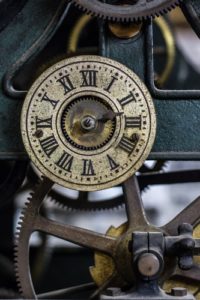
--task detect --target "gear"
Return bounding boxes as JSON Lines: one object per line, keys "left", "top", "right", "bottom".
{"left": 61, "top": 96, "right": 115, "bottom": 151}
{"left": 14, "top": 176, "right": 200, "bottom": 299}
{"left": 70, "top": 0, "right": 182, "bottom": 22}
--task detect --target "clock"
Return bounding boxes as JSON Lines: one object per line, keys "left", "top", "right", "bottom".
{"left": 21, "top": 55, "right": 156, "bottom": 191}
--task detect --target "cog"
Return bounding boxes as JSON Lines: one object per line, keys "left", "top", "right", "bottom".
{"left": 70, "top": 0, "right": 182, "bottom": 22}
{"left": 61, "top": 96, "right": 115, "bottom": 151}
{"left": 14, "top": 176, "right": 200, "bottom": 299}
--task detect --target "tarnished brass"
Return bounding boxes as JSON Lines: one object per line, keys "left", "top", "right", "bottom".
{"left": 108, "top": 22, "right": 142, "bottom": 39}
{"left": 91, "top": 222, "right": 200, "bottom": 299}
{"left": 21, "top": 55, "right": 156, "bottom": 191}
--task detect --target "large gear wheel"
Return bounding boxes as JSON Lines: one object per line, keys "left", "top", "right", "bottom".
{"left": 14, "top": 176, "right": 200, "bottom": 299}
{"left": 70, "top": 0, "right": 182, "bottom": 22}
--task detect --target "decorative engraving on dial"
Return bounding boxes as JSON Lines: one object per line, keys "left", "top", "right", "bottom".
{"left": 21, "top": 55, "right": 156, "bottom": 191}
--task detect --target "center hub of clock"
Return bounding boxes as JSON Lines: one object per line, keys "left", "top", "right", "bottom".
{"left": 61, "top": 96, "right": 116, "bottom": 151}
{"left": 81, "top": 115, "right": 97, "bottom": 131}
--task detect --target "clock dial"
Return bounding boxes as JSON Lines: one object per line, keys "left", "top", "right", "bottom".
{"left": 21, "top": 55, "right": 156, "bottom": 191}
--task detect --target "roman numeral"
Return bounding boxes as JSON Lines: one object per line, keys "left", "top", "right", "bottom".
{"left": 57, "top": 75, "right": 75, "bottom": 94}
{"left": 80, "top": 70, "right": 98, "bottom": 87}
{"left": 104, "top": 76, "right": 118, "bottom": 93}
{"left": 107, "top": 155, "right": 119, "bottom": 171}
{"left": 36, "top": 117, "right": 52, "bottom": 129}
{"left": 125, "top": 116, "right": 142, "bottom": 129}
{"left": 40, "top": 135, "right": 59, "bottom": 157}
{"left": 81, "top": 159, "right": 96, "bottom": 176}
{"left": 118, "top": 135, "right": 136, "bottom": 154}
{"left": 41, "top": 92, "right": 59, "bottom": 109}
{"left": 56, "top": 152, "right": 73, "bottom": 172}
{"left": 118, "top": 91, "right": 136, "bottom": 107}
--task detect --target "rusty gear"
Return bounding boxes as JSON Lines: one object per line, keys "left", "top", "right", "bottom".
{"left": 70, "top": 0, "right": 182, "bottom": 22}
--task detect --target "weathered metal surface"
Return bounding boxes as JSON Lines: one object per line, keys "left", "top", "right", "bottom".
{"left": 0, "top": 0, "right": 66, "bottom": 158}
{"left": 15, "top": 175, "right": 200, "bottom": 298}
{"left": 100, "top": 23, "right": 200, "bottom": 159}
{"left": 71, "top": 0, "right": 182, "bottom": 22}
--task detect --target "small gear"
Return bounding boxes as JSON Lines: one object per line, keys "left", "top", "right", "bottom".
{"left": 70, "top": 0, "right": 182, "bottom": 22}
{"left": 61, "top": 96, "right": 115, "bottom": 151}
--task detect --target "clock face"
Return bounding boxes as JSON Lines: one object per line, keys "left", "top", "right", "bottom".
{"left": 21, "top": 55, "right": 156, "bottom": 191}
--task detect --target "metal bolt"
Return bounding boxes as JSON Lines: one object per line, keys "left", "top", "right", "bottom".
{"left": 171, "top": 287, "right": 187, "bottom": 297}
{"left": 137, "top": 253, "right": 160, "bottom": 277}
{"left": 81, "top": 115, "right": 96, "bottom": 131}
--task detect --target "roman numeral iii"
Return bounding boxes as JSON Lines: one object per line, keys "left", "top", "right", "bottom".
{"left": 125, "top": 116, "right": 142, "bottom": 129}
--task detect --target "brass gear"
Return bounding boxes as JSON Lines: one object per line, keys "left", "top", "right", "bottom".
{"left": 91, "top": 223, "right": 200, "bottom": 298}
{"left": 15, "top": 176, "right": 200, "bottom": 299}
{"left": 61, "top": 96, "right": 115, "bottom": 151}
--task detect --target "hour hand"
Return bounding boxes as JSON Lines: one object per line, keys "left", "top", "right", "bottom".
{"left": 98, "top": 111, "right": 123, "bottom": 123}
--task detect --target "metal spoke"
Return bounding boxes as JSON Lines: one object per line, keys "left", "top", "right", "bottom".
{"left": 162, "top": 196, "right": 200, "bottom": 235}
{"left": 34, "top": 215, "right": 116, "bottom": 256}
{"left": 38, "top": 282, "right": 96, "bottom": 299}
{"left": 123, "top": 175, "right": 148, "bottom": 228}
{"left": 174, "top": 265, "right": 200, "bottom": 282}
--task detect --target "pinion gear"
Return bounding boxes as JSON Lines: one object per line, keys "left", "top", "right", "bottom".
{"left": 70, "top": 0, "right": 182, "bottom": 22}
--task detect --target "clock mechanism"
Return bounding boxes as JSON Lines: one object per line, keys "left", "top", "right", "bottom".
{"left": 1, "top": 0, "right": 200, "bottom": 299}
{"left": 21, "top": 55, "right": 156, "bottom": 191}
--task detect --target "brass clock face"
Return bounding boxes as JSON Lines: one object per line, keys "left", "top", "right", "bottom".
{"left": 21, "top": 55, "right": 156, "bottom": 191}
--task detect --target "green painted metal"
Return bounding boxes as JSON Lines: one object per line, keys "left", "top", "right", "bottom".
{"left": 1, "top": 3, "right": 200, "bottom": 159}
{"left": 100, "top": 25, "right": 200, "bottom": 159}
{"left": 0, "top": 0, "right": 61, "bottom": 158}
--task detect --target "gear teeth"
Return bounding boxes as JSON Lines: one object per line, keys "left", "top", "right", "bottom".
{"left": 13, "top": 181, "right": 43, "bottom": 298}
{"left": 62, "top": 97, "right": 115, "bottom": 151}
{"left": 71, "top": 0, "right": 182, "bottom": 22}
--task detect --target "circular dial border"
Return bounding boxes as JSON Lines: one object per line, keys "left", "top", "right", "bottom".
{"left": 21, "top": 55, "right": 156, "bottom": 191}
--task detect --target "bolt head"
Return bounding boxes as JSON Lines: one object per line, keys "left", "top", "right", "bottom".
{"left": 137, "top": 253, "right": 160, "bottom": 277}
{"left": 171, "top": 287, "right": 187, "bottom": 297}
